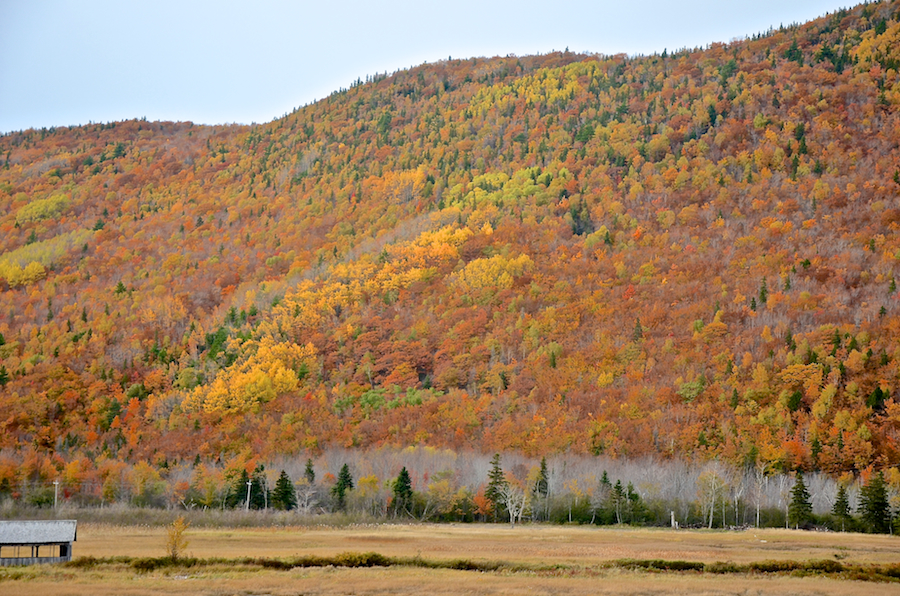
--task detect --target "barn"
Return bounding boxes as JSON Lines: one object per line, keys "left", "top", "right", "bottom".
{"left": 0, "top": 520, "right": 77, "bottom": 566}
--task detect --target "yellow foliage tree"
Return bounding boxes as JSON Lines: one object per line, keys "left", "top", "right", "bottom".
{"left": 452, "top": 253, "right": 533, "bottom": 295}
{"left": 184, "top": 337, "right": 317, "bottom": 413}
{"left": 165, "top": 515, "right": 190, "bottom": 561}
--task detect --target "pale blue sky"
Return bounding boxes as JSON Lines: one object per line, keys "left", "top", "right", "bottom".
{"left": 1, "top": 1, "right": 848, "bottom": 133}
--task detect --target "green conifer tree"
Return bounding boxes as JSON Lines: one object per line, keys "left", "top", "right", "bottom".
{"left": 625, "top": 482, "right": 645, "bottom": 524}
{"left": 535, "top": 457, "right": 549, "bottom": 498}
{"left": 272, "top": 470, "right": 297, "bottom": 511}
{"left": 832, "top": 484, "right": 851, "bottom": 532}
{"left": 226, "top": 469, "right": 251, "bottom": 509}
{"left": 485, "top": 453, "right": 508, "bottom": 522}
{"left": 332, "top": 464, "right": 354, "bottom": 511}
{"left": 392, "top": 467, "right": 413, "bottom": 516}
{"left": 611, "top": 480, "right": 626, "bottom": 524}
{"left": 249, "top": 465, "right": 269, "bottom": 510}
{"left": 859, "top": 471, "right": 891, "bottom": 533}
{"left": 531, "top": 457, "right": 550, "bottom": 521}
{"left": 788, "top": 471, "right": 812, "bottom": 528}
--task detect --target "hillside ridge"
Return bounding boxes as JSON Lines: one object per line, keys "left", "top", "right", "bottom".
{"left": 1, "top": 1, "right": 899, "bottom": 489}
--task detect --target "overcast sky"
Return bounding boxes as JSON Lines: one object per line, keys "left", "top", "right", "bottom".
{"left": 1, "top": 0, "right": 849, "bottom": 133}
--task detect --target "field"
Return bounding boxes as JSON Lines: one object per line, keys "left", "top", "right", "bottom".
{"left": 2, "top": 523, "right": 900, "bottom": 595}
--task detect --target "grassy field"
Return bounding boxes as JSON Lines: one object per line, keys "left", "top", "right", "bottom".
{"left": 1, "top": 523, "right": 899, "bottom": 595}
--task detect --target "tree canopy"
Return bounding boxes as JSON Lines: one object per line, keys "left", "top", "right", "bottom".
{"left": 1, "top": 2, "right": 900, "bottom": 496}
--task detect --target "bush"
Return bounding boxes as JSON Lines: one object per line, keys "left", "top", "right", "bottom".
{"left": 704, "top": 561, "right": 741, "bottom": 574}
{"left": 749, "top": 560, "right": 802, "bottom": 573}
{"left": 26, "top": 488, "right": 54, "bottom": 508}
{"left": 616, "top": 559, "right": 704, "bottom": 572}
{"left": 65, "top": 556, "right": 101, "bottom": 569}
{"left": 804, "top": 560, "right": 844, "bottom": 573}
{"left": 446, "top": 559, "right": 483, "bottom": 571}
{"left": 333, "top": 552, "right": 390, "bottom": 567}
{"left": 253, "top": 558, "right": 294, "bottom": 570}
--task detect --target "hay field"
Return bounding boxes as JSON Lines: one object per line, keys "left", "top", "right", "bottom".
{"left": 1, "top": 523, "right": 899, "bottom": 595}
{"left": 74, "top": 522, "right": 900, "bottom": 565}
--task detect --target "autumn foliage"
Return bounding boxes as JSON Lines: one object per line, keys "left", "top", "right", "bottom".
{"left": 2, "top": 2, "right": 900, "bottom": 496}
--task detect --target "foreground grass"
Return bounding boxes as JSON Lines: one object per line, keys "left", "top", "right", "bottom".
{"left": 67, "top": 522, "right": 900, "bottom": 565}
{"left": 29, "top": 551, "right": 897, "bottom": 582}
{"left": 3, "top": 524, "right": 899, "bottom": 595}
{"left": 3, "top": 552, "right": 900, "bottom": 596}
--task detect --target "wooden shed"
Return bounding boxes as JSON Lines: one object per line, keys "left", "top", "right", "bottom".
{"left": 0, "top": 520, "right": 77, "bottom": 566}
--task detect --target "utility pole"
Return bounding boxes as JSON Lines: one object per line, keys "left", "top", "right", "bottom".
{"left": 53, "top": 480, "right": 59, "bottom": 510}
{"left": 246, "top": 479, "right": 253, "bottom": 511}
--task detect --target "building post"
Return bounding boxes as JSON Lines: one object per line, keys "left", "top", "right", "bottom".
{"left": 246, "top": 479, "right": 252, "bottom": 511}
{"left": 53, "top": 480, "right": 59, "bottom": 510}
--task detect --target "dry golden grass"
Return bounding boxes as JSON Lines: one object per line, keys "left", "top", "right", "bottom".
{"left": 74, "top": 522, "right": 900, "bottom": 565}
{"left": 3, "top": 565, "right": 899, "bottom": 596}
{"left": 2, "top": 524, "right": 900, "bottom": 595}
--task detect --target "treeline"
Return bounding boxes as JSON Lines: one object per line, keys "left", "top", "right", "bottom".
{"left": 2, "top": 449, "right": 897, "bottom": 534}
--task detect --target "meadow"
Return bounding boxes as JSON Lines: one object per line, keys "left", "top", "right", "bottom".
{"left": 1, "top": 523, "right": 899, "bottom": 595}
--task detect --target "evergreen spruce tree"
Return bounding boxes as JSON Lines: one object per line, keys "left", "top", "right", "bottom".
{"left": 859, "top": 471, "right": 891, "bottom": 533}
{"left": 485, "top": 453, "right": 508, "bottom": 522}
{"left": 226, "top": 469, "right": 251, "bottom": 509}
{"left": 392, "top": 467, "right": 413, "bottom": 517}
{"left": 332, "top": 464, "right": 354, "bottom": 511}
{"left": 535, "top": 457, "right": 549, "bottom": 498}
{"left": 531, "top": 456, "right": 550, "bottom": 521}
{"left": 600, "top": 471, "right": 611, "bottom": 489}
{"left": 611, "top": 480, "right": 626, "bottom": 524}
{"left": 593, "top": 471, "right": 613, "bottom": 525}
{"left": 788, "top": 471, "right": 813, "bottom": 528}
{"left": 625, "top": 482, "right": 645, "bottom": 524}
{"left": 304, "top": 458, "right": 316, "bottom": 485}
{"left": 249, "top": 465, "right": 269, "bottom": 510}
{"left": 272, "top": 470, "right": 297, "bottom": 511}
{"left": 832, "top": 484, "right": 851, "bottom": 532}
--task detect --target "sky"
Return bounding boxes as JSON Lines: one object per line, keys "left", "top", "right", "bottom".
{"left": 0, "top": 0, "right": 851, "bottom": 134}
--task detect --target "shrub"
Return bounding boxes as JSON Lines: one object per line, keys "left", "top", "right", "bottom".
{"left": 165, "top": 515, "right": 190, "bottom": 560}
{"left": 333, "top": 551, "right": 390, "bottom": 567}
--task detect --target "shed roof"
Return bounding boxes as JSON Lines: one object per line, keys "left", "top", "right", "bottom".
{"left": 0, "top": 520, "right": 77, "bottom": 546}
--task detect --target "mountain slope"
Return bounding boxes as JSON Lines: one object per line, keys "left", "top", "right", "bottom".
{"left": 1, "top": 1, "right": 900, "bottom": 479}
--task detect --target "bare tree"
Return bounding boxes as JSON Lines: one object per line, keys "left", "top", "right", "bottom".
{"left": 499, "top": 482, "right": 528, "bottom": 528}
{"left": 731, "top": 472, "right": 746, "bottom": 527}
{"left": 754, "top": 461, "right": 769, "bottom": 528}
{"left": 697, "top": 467, "right": 727, "bottom": 529}
{"left": 776, "top": 474, "right": 794, "bottom": 529}
{"left": 295, "top": 480, "right": 318, "bottom": 515}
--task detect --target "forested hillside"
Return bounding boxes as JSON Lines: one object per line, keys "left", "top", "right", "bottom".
{"left": 2, "top": 1, "right": 900, "bottom": 498}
